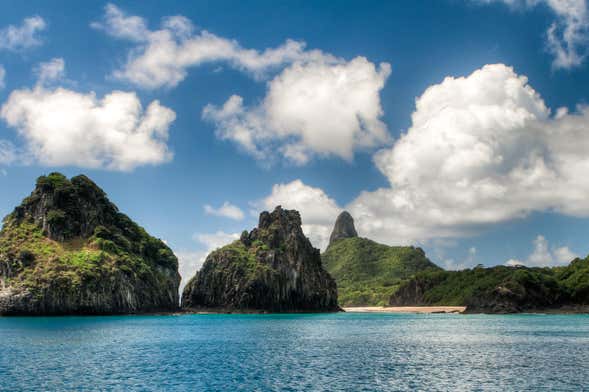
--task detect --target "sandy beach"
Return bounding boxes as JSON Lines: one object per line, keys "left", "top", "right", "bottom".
{"left": 343, "top": 306, "right": 466, "bottom": 314}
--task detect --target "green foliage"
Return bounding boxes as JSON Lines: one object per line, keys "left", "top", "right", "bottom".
{"left": 557, "top": 257, "right": 589, "bottom": 303}
{"left": 394, "top": 259, "right": 589, "bottom": 307}
{"left": 46, "top": 209, "right": 66, "bottom": 225}
{"left": 36, "top": 172, "right": 69, "bottom": 190}
{"left": 0, "top": 172, "right": 179, "bottom": 297}
{"left": 322, "top": 237, "right": 441, "bottom": 306}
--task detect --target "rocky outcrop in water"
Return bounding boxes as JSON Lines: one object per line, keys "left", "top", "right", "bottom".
{"left": 182, "top": 206, "right": 339, "bottom": 312}
{"left": 328, "top": 211, "right": 358, "bottom": 247}
{"left": 0, "top": 173, "right": 180, "bottom": 315}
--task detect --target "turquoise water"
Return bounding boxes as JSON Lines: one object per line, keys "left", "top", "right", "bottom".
{"left": 1, "top": 313, "right": 588, "bottom": 391}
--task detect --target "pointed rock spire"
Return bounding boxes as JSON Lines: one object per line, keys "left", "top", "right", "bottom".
{"left": 328, "top": 211, "right": 358, "bottom": 247}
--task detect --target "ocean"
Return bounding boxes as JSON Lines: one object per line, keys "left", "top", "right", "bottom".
{"left": 1, "top": 313, "right": 588, "bottom": 391}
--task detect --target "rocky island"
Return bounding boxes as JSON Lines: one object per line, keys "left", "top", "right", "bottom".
{"left": 182, "top": 206, "right": 339, "bottom": 312}
{"left": 0, "top": 173, "right": 180, "bottom": 315}
{"left": 322, "top": 211, "right": 440, "bottom": 306}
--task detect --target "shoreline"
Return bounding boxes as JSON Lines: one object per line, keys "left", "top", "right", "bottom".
{"left": 343, "top": 306, "right": 466, "bottom": 314}
{"left": 4, "top": 305, "right": 589, "bottom": 317}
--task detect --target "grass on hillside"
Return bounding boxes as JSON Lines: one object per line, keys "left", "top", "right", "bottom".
{"left": 322, "top": 237, "right": 440, "bottom": 306}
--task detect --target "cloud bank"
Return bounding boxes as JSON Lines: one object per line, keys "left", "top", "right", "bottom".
{"left": 94, "top": 4, "right": 392, "bottom": 165}
{"left": 506, "top": 235, "right": 578, "bottom": 266}
{"left": 261, "top": 64, "right": 589, "bottom": 250}
{"left": 92, "top": 3, "right": 336, "bottom": 89}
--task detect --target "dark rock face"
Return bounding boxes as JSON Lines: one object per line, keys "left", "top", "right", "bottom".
{"left": 328, "top": 211, "right": 358, "bottom": 247}
{"left": 0, "top": 173, "right": 180, "bottom": 315}
{"left": 182, "top": 206, "right": 339, "bottom": 312}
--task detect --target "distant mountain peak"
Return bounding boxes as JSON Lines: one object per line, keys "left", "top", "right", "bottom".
{"left": 329, "top": 211, "right": 358, "bottom": 246}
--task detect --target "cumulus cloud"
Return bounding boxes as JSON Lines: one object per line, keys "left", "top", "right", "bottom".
{"left": 344, "top": 63, "right": 589, "bottom": 244}
{"left": 443, "top": 247, "right": 479, "bottom": 270}
{"left": 505, "top": 235, "right": 578, "bottom": 266}
{"left": 0, "top": 16, "right": 46, "bottom": 51}
{"left": 257, "top": 64, "right": 589, "bottom": 249}
{"left": 256, "top": 180, "right": 341, "bottom": 250}
{"left": 34, "top": 58, "right": 65, "bottom": 86}
{"left": 92, "top": 3, "right": 335, "bottom": 89}
{"left": 93, "top": 4, "right": 391, "bottom": 164}
{"left": 0, "top": 65, "right": 5, "bottom": 89}
{"left": 204, "top": 58, "right": 391, "bottom": 165}
{"left": 204, "top": 201, "right": 244, "bottom": 220}
{"left": 0, "top": 140, "right": 16, "bottom": 164}
{"left": 476, "top": 0, "right": 589, "bottom": 69}
{"left": 1, "top": 84, "right": 175, "bottom": 171}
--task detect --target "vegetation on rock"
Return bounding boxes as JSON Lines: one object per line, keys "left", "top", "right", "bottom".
{"left": 322, "top": 237, "right": 440, "bottom": 306}
{"left": 182, "top": 206, "right": 339, "bottom": 312}
{"left": 0, "top": 173, "right": 180, "bottom": 315}
{"left": 390, "top": 258, "right": 589, "bottom": 313}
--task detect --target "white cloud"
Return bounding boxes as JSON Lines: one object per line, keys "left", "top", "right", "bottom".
{"left": 203, "top": 58, "right": 391, "bottom": 165}
{"left": 175, "top": 250, "right": 207, "bottom": 293}
{"left": 443, "top": 247, "right": 479, "bottom": 270}
{"left": 1, "top": 85, "right": 175, "bottom": 171}
{"left": 0, "top": 16, "right": 46, "bottom": 51}
{"left": 505, "top": 235, "right": 578, "bottom": 266}
{"left": 176, "top": 230, "right": 240, "bottom": 292}
{"left": 93, "top": 3, "right": 335, "bottom": 89}
{"left": 91, "top": 3, "right": 149, "bottom": 42}
{"left": 256, "top": 180, "right": 342, "bottom": 250}
{"left": 0, "top": 65, "right": 5, "bottom": 89}
{"left": 476, "top": 0, "right": 589, "bottom": 69}
{"left": 34, "top": 58, "right": 65, "bottom": 86}
{"left": 204, "top": 201, "right": 244, "bottom": 220}
{"left": 344, "top": 63, "right": 589, "bottom": 244}
{"left": 194, "top": 231, "right": 240, "bottom": 250}
{"left": 256, "top": 64, "right": 589, "bottom": 249}
{"left": 0, "top": 140, "right": 16, "bottom": 164}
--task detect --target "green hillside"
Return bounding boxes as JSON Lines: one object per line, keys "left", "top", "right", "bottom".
{"left": 389, "top": 257, "right": 589, "bottom": 313}
{"left": 322, "top": 237, "right": 441, "bottom": 306}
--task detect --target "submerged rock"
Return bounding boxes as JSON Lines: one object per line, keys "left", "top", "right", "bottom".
{"left": 0, "top": 173, "right": 180, "bottom": 315}
{"left": 328, "top": 211, "right": 358, "bottom": 247}
{"left": 182, "top": 206, "right": 339, "bottom": 312}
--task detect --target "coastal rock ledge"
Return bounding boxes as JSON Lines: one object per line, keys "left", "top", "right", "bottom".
{"left": 182, "top": 206, "right": 340, "bottom": 312}
{"left": 0, "top": 173, "right": 180, "bottom": 315}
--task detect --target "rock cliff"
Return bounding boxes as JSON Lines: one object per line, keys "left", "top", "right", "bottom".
{"left": 328, "top": 211, "right": 358, "bottom": 247}
{"left": 0, "top": 173, "right": 180, "bottom": 315}
{"left": 182, "top": 206, "right": 339, "bottom": 312}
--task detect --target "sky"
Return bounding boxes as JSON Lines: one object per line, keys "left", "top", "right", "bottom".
{"left": 0, "top": 0, "right": 588, "bottom": 288}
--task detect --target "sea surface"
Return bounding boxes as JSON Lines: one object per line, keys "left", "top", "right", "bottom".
{"left": 1, "top": 313, "right": 588, "bottom": 391}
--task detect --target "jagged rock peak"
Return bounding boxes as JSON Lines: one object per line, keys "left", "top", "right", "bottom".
{"left": 328, "top": 211, "right": 358, "bottom": 246}
{"left": 10, "top": 172, "right": 120, "bottom": 242}
{"left": 182, "top": 205, "right": 339, "bottom": 312}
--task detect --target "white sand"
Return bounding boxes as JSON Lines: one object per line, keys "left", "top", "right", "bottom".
{"left": 343, "top": 306, "right": 466, "bottom": 314}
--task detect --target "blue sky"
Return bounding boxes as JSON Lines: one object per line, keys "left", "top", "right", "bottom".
{"left": 0, "top": 0, "right": 588, "bottom": 285}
